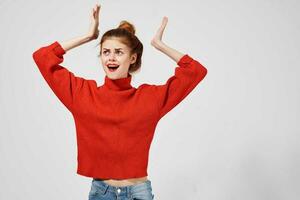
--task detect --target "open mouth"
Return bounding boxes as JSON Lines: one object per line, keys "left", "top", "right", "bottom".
{"left": 107, "top": 65, "right": 120, "bottom": 72}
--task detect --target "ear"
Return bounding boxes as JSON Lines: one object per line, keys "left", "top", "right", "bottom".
{"left": 130, "top": 53, "right": 137, "bottom": 64}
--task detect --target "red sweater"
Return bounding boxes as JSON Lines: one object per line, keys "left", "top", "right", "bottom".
{"left": 32, "top": 41, "right": 208, "bottom": 179}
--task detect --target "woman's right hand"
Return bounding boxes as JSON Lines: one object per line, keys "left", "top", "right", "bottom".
{"left": 86, "top": 4, "right": 101, "bottom": 41}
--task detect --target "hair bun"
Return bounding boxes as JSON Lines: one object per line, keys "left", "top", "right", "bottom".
{"left": 118, "top": 20, "right": 136, "bottom": 35}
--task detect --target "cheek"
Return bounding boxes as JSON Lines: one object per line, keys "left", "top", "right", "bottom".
{"left": 120, "top": 62, "right": 130, "bottom": 70}
{"left": 122, "top": 58, "right": 131, "bottom": 66}
{"left": 100, "top": 57, "right": 107, "bottom": 66}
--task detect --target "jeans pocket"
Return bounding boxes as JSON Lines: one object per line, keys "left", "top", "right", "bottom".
{"left": 131, "top": 187, "right": 154, "bottom": 200}
{"left": 131, "top": 195, "right": 154, "bottom": 200}
{"left": 88, "top": 183, "right": 107, "bottom": 199}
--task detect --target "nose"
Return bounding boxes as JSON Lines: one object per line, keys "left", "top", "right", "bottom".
{"left": 108, "top": 52, "right": 116, "bottom": 60}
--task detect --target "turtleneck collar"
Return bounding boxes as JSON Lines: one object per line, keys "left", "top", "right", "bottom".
{"left": 104, "top": 73, "right": 133, "bottom": 91}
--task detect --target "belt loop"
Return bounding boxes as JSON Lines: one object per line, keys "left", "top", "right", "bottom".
{"left": 127, "top": 186, "right": 131, "bottom": 199}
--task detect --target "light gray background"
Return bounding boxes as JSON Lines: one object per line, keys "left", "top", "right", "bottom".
{"left": 0, "top": 0, "right": 299, "bottom": 199}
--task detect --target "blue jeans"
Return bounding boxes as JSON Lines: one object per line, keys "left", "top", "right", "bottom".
{"left": 88, "top": 178, "right": 155, "bottom": 200}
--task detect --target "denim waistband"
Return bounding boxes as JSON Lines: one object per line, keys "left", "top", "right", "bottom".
{"left": 92, "top": 178, "right": 152, "bottom": 195}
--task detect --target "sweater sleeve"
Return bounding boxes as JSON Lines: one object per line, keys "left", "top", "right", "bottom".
{"left": 32, "top": 41, "right": 85, "bottom": 111}
{"left": 152, "top": 54, "right": 208, "bottom": 119}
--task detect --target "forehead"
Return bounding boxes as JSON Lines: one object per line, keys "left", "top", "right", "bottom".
{"left": 102, "top": 39, "right": 128, "bottom": 50}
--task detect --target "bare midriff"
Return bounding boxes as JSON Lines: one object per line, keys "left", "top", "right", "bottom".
{"left": 99, "top": 176, "right": 148, "bottom": 187}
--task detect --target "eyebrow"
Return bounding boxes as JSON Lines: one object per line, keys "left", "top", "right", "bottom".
{"left": 103, "top": 48, "right": 124, "bottom": 50}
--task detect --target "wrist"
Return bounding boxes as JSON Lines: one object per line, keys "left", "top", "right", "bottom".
{"left": 156, "top": 41, "right": 167, "bottom": 52}
{"left": 153, "top": 41, "right": 165, "bottom": 51}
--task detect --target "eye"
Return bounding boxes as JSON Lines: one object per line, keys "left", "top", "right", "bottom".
{"left": 102, "top": 50, "right": 123, "bottom": 56}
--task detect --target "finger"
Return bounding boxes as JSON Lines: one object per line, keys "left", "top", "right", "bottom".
{"left": 163, "top": 16, "right": 168, "bottom": 23}
{"left": 154, "top": 17, "right": 167, "bottom": 40}
{"left": 96, "top": 4, "right": 100, "bottom": 11}
{"left": 93, "top": 6, "right": 97, "bottom": 15}
{"left": 97, "top": 5, "right": 101, "bottom": 14}
{"left": 158, "top": 17, "right": 167, "bottom": 35}
{"left": 92, "top": 9, "right": 96, "bottom": 18}
{"left": 91, "top": 9, "right": 95, "bottom": 19}
{"left": 96, "top": 6, "right": 101, "bottom": 19}
{"left": 161, "top": 16, "right": 168, "bottom": 29}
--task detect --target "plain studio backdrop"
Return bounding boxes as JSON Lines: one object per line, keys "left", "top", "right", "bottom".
{"left": 0, "top": 0, "right": 299, "bottom": 199}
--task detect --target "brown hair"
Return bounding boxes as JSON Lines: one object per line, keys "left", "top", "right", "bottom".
{"left": 97, "top": 20, "right": 143, "bottom": 74}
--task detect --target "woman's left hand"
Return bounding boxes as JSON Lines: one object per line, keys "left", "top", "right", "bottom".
{"left": 151, "top": 16, "right": 168, "bottom": 50}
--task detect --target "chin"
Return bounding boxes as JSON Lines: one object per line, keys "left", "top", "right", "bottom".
{"left": 106, "top": 73, "right": 120, "bottom": 79}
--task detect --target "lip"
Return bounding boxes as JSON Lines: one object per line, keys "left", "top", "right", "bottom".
{"left": 108, "top": 67, "right": 119, "bottom": 72}
{"left": 106, "top": 64, "right": 120, "bottom": 72}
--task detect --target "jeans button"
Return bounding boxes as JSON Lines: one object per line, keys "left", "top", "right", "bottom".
{"left": 117, "top": 188, "right": 121, "bottom": 193}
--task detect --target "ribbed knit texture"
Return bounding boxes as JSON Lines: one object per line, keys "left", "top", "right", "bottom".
{"left": 32, "top": 41, "right": 208, "bottom": 179}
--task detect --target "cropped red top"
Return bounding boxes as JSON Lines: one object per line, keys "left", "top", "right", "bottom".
{"left": 32, "top": 41, "right": 208, "bottom": 179}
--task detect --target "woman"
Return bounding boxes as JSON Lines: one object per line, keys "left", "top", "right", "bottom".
{"left": 32, "top": 3, "right": 207, "bottom": 200}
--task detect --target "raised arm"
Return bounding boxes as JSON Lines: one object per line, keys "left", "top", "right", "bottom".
{"left": 150, "top": 17, "right": 208, "bottom": 119}
{"left": 151, "top": 16, "right": 184, "bottom": 63}
{"left": 32, "top": 4, "right": 101, "bottom": 111}
{"left": 60, "top": 4, "right": 101, "bottom": 51}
